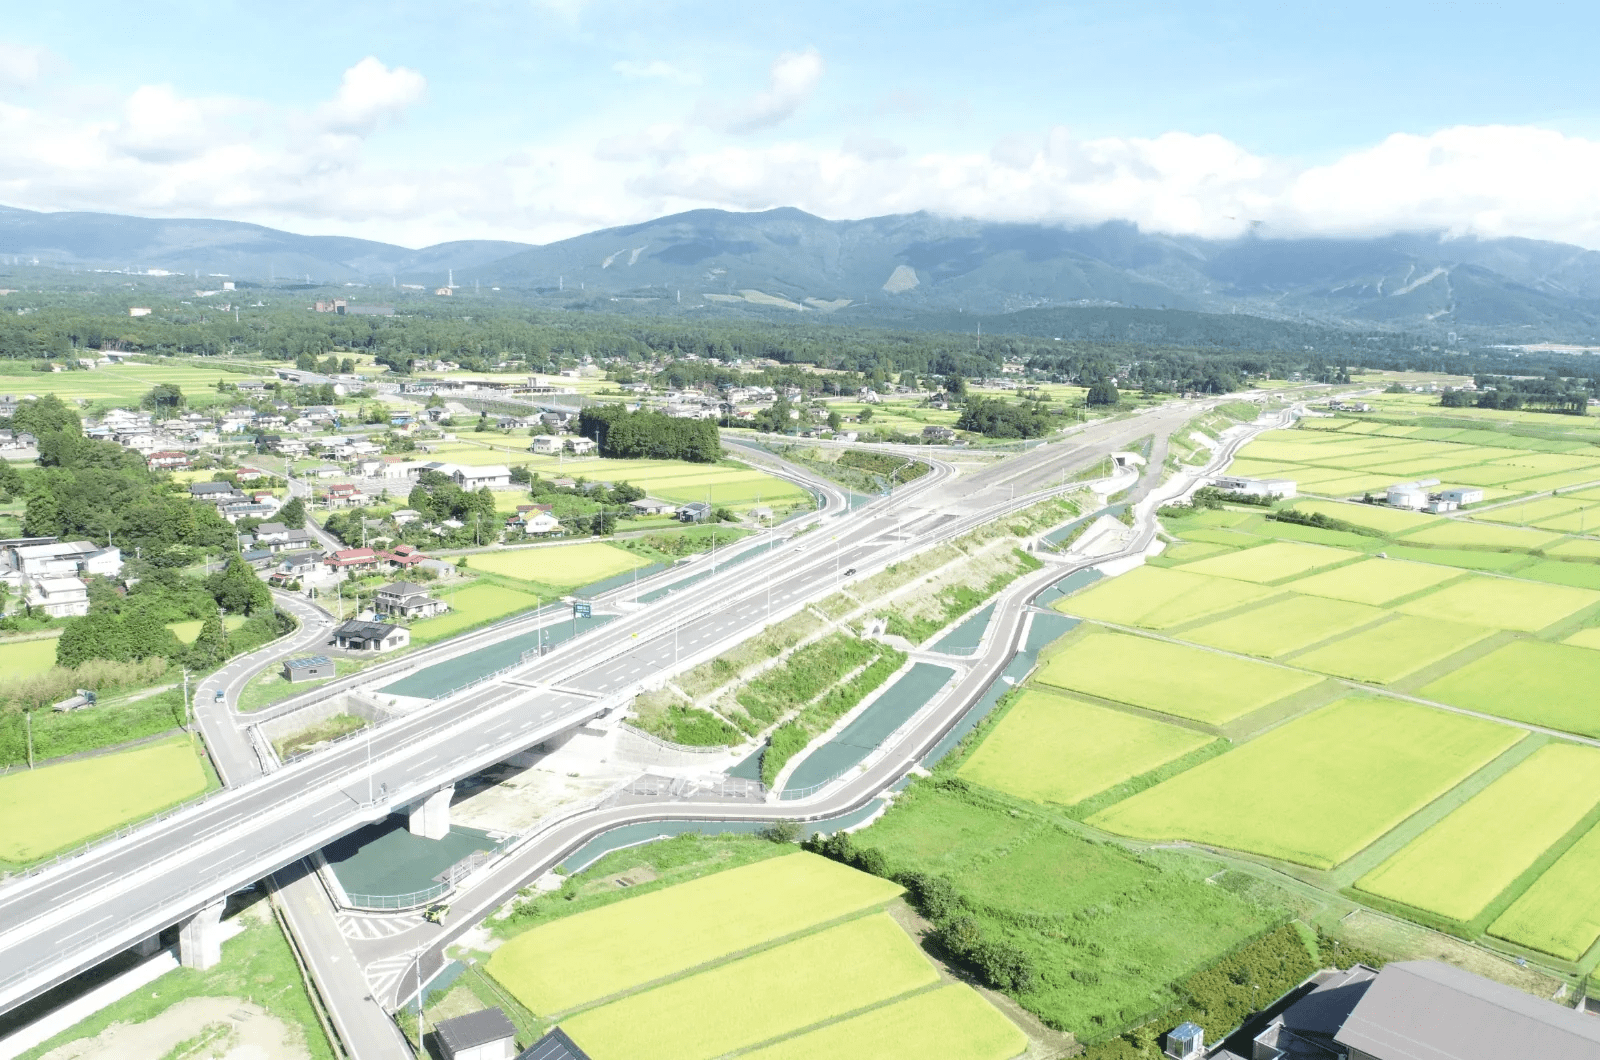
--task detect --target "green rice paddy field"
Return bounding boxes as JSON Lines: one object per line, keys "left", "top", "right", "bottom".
{"left": 466, "top": 541, "right": 649, "bottom": 590}
{"left": 980, "top": 408, "right": 1600, "bottom": 975}
{"left": 0, "top": 736, "right": 210, "bottom": 865}
{"left": 1033, "top": 628, "right": 1323, "bottom": 724}
{"left": 956, "top": 688, "right": 1212, "bottom": 806}
{"left": 1088, "top": 697, "right": 1522, "bottom": 869}
{"left": 487, "top": 853, "right": 903, "bottom": 1014}
{"left": 1355, "top": 743, "right": 1600, "bottom": 924}
{"left": 406, "top": 582, "right": 539, "bottom": 642}
{"left": 1489, "top": 822, "right": 1600, "bottom": 959}
{"left": 560, "top": 915, "right": 939, "bottom": 1060}
{"left": 486, "top": 847, "right": 1021, "bottom": 1059}
{"left": 0, "top": 636, "right": 61, "bottom": 679}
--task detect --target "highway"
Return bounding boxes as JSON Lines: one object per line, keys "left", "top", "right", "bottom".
{"left": 0, "top": 398, "right": 1252, "bottom": 1050}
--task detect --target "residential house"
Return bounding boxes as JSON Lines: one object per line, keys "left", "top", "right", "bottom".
{"left": 270, "top": 550, "right": 324, "bottom": 584}
{"left": 324, "top": 483, "right": 366, "bottom": 508}
{"left": 324, "top": 548, "right": 384, "bottom": 575}
{"left": 146, "top": 450, "right": 192, "bottom": 471}
{"left": 565, "top": 437, "right": 596, "bottom": 455}
{"left": 235, "top": 467, "right": 269, "bottom": 483}
{"left": 192, "top": 482, "right": 245, "bottom": 504}
{"left": 330, "top": 619, "right": 410, "bottom": 653}
{"left": 220, "top": 501, "right": 276, "bottom": 523}
{"left": 384, "top": 544, "right": 428, "bottom": 571}
{"left": 26, "top": 575, "right": 89, "bottom": 618}
{"left": 0, "top": 430, "right": 37, "bottom": 451}
{"left": 390, "top": 509, "right": 422, "bottom": 527}
{"left": 254, "top": 523, "right": 292, "bottom": 549}
{"left": 922, "top": 425, "right": 956, "bottom": 441}
{"left": 241, "top": 548, "right": 275, "bottom": 570}
{"left": 375, "top": 581, "right": 447, "bottom": 620}
{"left": 529, "top": 435, "right": 563, "bottom": 455}
{"left": 434, "top": 1009, "right": 516, "bottom": 1060}
{"left": 629, "top": 498, "right": 676, "bottom": 517}
{"left": 678, "top": 501, "right": 712, "bottom": 523}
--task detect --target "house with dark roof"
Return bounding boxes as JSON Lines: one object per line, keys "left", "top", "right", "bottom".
{"left": 375, "top": 581, "right": 446, "bottom": 619}
{"left": 331, "top": 619, "right": 409, "bottom": 653}
{"left": 433, "top": 1008, "right": 517, "bottom": 1060}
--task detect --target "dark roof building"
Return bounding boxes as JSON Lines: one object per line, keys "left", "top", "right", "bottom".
{"left": 331, "top": 619, "right": 410, "bottom": 653}
{"left": 1339, "top": 961, "right": 1600, "bottom": 1060}
{"left": 1213, "top": 960, "right": 1600, "bottom": 1060}
{"left": 516, "top": 1028, "right": 591, "bottom": 1060}
{"left": 434, "top": 1008, "right": 517, "bottom": 1060}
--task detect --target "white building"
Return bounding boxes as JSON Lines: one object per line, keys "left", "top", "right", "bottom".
{"left": 452, "top": 465, "right": 512, "bottom": 489}
{"left": 27, "top": 576, "right": 89, "bottom": 617}
{"left": 1387, "top": 479, "right": 1441, "bottom": 510}
{"left": 8, "top": 541, "right": 122, "bottom": 578}
{"left": 529, "top": 435, "right": 563, "bottom": 455}
{"left": 1212, "top": 476, "right": 1298, "bottom": 499}
{"left": 1439, "top": 487, "right": 1485, "bottom": 506}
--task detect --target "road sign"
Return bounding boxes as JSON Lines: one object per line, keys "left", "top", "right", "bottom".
{"left": 572, "top": 602, "right": 592, "bottom": 618}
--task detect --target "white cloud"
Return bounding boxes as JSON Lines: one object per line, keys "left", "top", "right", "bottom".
{"left": 0, "top": 42, "right": 49, "bottom": 90}
{"left": 612, "top": 60, "right": 699, "bottom": 85}
{"left": 314, "top": 57, "right": 426, "bottom": 137}
{"left": 7, "top": 55, "right": 1600, "bottom": 256}
{"left": 696, "top": 48, "right": 823, "bottom": 135}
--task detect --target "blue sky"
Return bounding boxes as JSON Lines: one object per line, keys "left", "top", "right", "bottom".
{"left": 3, "top": 1, "right": 1599, "bottom": 247}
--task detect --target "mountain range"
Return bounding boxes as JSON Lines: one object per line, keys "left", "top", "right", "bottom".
{"left": 4, "top": 202, "right": 1600, "bottom": 340}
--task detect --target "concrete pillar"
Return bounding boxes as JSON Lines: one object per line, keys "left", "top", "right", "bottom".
{"left": 131, "top": 934, "right": 163, "bottom": 958}
{"left": 407, "top": 785, "right": 454, "bottom": 840}
{"left": 178, "top": 898, "right": 226, "bottom": 970}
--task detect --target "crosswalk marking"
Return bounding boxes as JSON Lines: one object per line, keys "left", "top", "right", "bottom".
{"left": 336, "top": 912, "right": 424, "bottom": 941}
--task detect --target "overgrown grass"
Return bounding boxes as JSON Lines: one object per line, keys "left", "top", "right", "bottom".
{"left": 630, "top": 692, "right": 742, "bottom": 747}
{"left": 273, "top": 713, "right": 367, "bottom": 759}
{"left": 675, "top": 611, "right": 823, "bottom": 699}
{"left": 761, "top": 645, "right": 907, "bottom": 786}
{"left": 883, "top": 547, "right": 1042, "bottom": 644}
{"left": 736, "top": 632, "right": 880, "bottom": 726}
{"left": 0, "top": 689, "right": 187, "bottom": 767}
{"left": 848, "top": 779, "right": 1290, "bottom": 1042}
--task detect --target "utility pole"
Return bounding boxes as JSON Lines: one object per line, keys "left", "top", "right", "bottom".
{"left": 24, "top": 709, "right": 32, "bottom": 770}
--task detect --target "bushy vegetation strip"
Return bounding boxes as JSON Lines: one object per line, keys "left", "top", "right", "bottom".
{"left": 760, "top": 644, "right": 907, "bottom": 786}
{"left": 735, "top": 632, "right": 881, "bottom": 726}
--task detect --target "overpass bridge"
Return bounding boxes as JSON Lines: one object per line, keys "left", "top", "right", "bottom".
{"left": 0, "top": 401, "right": 1210, "bottom": 1019}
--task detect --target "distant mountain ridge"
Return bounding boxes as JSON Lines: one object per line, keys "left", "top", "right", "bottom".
{"left": 4, "top": 202, "right": 1600, "bottom": 339}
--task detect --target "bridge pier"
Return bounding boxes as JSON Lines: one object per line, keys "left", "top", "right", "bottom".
{"left": 131, "top": 933, "right": 163, "bottom": 958}
{"left": 178, "top": 898, "right": 225, "bottom": 970}
{"left": 407, "top": 785, "right": 455, "bottom": 840}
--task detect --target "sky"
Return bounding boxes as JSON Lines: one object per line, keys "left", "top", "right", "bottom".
{"left": 4, "top": 0, "right": 1600, "bottom": 249}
